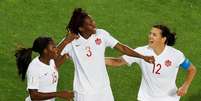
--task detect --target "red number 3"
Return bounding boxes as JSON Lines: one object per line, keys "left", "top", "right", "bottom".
{"left": 152, "top": 63, "right": 161, "bottom": 74}
{"left": 86, "top": 47, "right": 92, "bottom": 57}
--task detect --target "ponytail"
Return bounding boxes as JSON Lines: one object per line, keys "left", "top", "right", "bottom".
{"left": 153, "top": 25, "right": 176, "bottom": 46}
{"left": 166, "top": 32, "right": 176, "bottom": 46}
{"left": 67, "top": 8, "right": 89, "bottom": 34}
{"left": 15, "top": 48, "right": 32, "bottom": 81}
{"left": 15, "top": 36, "right": 53, "bottom": 81}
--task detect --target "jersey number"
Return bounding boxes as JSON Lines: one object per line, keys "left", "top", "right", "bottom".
{"left": 86, "top": 47, "right": 92, "bottom": 57}
{"left": 152, "top": 63, "right": 161, "bottom": 74}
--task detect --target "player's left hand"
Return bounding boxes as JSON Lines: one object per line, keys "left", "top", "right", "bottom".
{"left": 177, "top": 85, "right": 189, "bottom": 96}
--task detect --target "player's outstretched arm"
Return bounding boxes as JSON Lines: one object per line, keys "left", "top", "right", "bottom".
{"left": 28, "top": 89, "right": 74, "bottom": 101}
{"left": 105, "top": 57, "right": 127, "bottom": 67}
{"left": 114, "top": 43, "right": 155, "bottom": 64}
{"left": 177, "top": 64, "right": 197, "bottom": 96}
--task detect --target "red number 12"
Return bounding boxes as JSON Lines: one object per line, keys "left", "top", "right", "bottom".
{"left": 152, "top": 63, "right": 161, "bottom": 74}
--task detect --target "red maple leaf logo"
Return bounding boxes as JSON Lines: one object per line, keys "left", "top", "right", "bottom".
{"left": 165, "top": 59, "right": 172, "bottom": 67}
{"left": 95, "top": 38, "right": 102, "bottom": 45}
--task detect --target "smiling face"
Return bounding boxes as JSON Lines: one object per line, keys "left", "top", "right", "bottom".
{"left": 44, "top": 40, "right": 58, "bottom": 59}
{"left": 148, "top": 27, "right": 166, "bottom": 49}
{"left": 79, "top": 16, "right": 96, "bottom": 35}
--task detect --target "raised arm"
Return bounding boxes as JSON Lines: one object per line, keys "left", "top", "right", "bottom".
{"left": 54, "top": 32, "right": 78, "bottom": 68}
{"left": 105, "top": 57, "right": 127, "bottom": 67}
{"left": 55, "top": 54, "right": 70, "bottom": 68}
{"left": 114, "top": 43, "right": 154, "bottom": 64}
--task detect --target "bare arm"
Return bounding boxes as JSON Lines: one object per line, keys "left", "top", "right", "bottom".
{"left": 29, "top": 89, "right": 73, "bottom": 101}
{"left": 55, "top": 54, "right": 69, "bottom": 68}
{"left": 105, "top": 57, "right": 127, "bottom": 67}
{"left": 177, "top": 64, "right": 197, "bottom": 96}
{"left": 114, "top": 43, "right": 154, "bottom": 63}
{"left": 54, "top": 32, "right": 78, "bottom": 68}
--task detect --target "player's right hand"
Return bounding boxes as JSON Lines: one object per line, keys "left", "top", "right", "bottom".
{"left": 177, "top": 85, "right": 188, "bottom": 96}
{"left": 58, "top": 91, "right": 74, "bottom": 101}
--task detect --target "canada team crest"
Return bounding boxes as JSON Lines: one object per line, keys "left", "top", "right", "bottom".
{"left": 165, "top": 59, "right": 172, "bottom": 67}
{"left": 95, "top": 38, "right": 102, "bottom": 45}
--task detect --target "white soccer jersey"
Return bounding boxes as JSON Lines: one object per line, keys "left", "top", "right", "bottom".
{"left": 122, "top": 45, "right": 185, "bottom": 101}
{"left": 61, "top": 29, "right": 118, "bottom": 99}
{"left": 25, "top": 57, "right": 58, "bottom": 101}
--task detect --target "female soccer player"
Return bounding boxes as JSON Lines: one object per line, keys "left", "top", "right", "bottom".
{"left": 60, "top": 8, "right": 155, "bottom": 101}
{"left": 15, "top": 34, "right": 77, "bottom": 101}
{"left": 105, "top": 25, "right": 197, "bottom": 101}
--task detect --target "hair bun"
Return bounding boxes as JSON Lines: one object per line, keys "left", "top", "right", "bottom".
{"left": 73, "top": 8, "right": 84, "bottom": 15}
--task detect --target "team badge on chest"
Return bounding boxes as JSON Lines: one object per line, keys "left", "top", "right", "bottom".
{"left": 95, "top": 38, "right": 102, "bottom": 45}
{"left": 165, "top": 59, "right": 172, "bottom": 67}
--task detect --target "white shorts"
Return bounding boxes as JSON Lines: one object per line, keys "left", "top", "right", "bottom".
{"left": 74, "top": 89, "right": 114, "bottom": 101}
